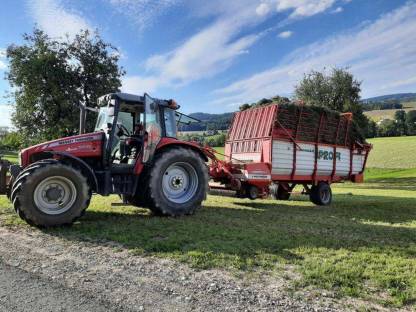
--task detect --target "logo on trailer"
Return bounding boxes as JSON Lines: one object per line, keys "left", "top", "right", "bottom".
{"left": 318, "top": 150, "right": 341, "bottom": 161}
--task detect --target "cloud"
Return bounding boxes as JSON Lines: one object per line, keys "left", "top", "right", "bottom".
{"left": 122, "top": 0, "right": 336, "bottom": 94}
{"left": 331, "top": 6, "right": 344, "bottom": 14}
{"left": 27, "top": 0, "right": 92, "bottom": 39}
{"left": 108, "top": 0, "right": 181, "bottom": 32}
{"left": 275, "top": 0, "right": 336, "bottom": 18}
{"left": 0, "top": 48, "right": 6, "bottom": 70}
{"left": 214, "top": 2, "right": 416, "bottom": 106}
{"left": 256, "top": 3, "right": 271, "bottom": 16}
{"left": 278, "top": 30, "right": 293, "bottom": 38}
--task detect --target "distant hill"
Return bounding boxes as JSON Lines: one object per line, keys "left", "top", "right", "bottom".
{"left": 362, "top": 93, "right": 416, "bottom": 104}
{"left": 179, "top": 112, "right": 234, "bottom": 131}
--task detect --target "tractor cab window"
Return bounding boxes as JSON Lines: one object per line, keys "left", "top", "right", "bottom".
{"left": 116, "top": 112, "right": 134, "bottom": 136}
{"left": 95, "top": 107, "right": 112, "bottom": 132}
{"left": 164, "top": 108, "right": 177, "bottom": 138}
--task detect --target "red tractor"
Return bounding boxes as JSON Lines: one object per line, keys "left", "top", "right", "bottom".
{"left": 1, "top": 93, "right": 209, "bottom": 227}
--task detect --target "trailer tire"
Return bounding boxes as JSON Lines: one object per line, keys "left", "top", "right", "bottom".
{"left": 11, "top": 162, "right": 91, "bottom": 227}
{"left": 148, "top": 147, "right": 208, "bottom": 216}
{"left": 309, "top": 182, "right": 332, "bottom": 206}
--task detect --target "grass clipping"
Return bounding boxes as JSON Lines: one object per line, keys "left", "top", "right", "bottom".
{"left": 275, "top": 103, "right": 367, "bottom": 147}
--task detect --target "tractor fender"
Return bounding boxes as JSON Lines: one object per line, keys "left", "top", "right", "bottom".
{"left": 156, "top": 139, "right": 209, "bottom": 162}
{"left": 34, "top": 151, "right": 99, "bottom": 193}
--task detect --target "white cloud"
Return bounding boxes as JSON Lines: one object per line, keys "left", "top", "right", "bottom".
{"left": 122, "top": 0, "right": 336, "bottom": 94}
{"left": 275, "top": 0, "right": 336, "bottom": 18}
{"left": 278, "top": 30, "right": 293, "bottom": 38}
{"left": 331, "top": 6, "right": 344, "bottom": 14}
{"left": 109, "top": 0, "right": 181, "bottom": 32}
{"left": 214, "top": 2, "right": 416, "bottom": 106}
{"left": 256, "top": 3, "right": 271, "bottom": 16}
{"left": 0, "top": 105, "right": 12, "bottom": 127}
{"left": 0, "top": 49, "right": 6, "bottom": 70}
{"left": 27, "top": 0, "right": 92, "bottom": 39}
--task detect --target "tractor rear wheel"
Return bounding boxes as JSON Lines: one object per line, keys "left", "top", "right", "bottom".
{"left": 11, "top": 162, "right": 91, "bottom": 227}
{"left": 148, "top": 147, "right": 208, "bottom": 216}
{"left": 309, "top": 182, "right": 332, "bottom": 206}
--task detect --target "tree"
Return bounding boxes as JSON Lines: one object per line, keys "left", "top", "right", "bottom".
{"left": 6, "top": 28, "right": 125, "bottom": 145}
{"left": 0, "top": 132, "right": 23, "bottom": 151}
{"left": 406, "top": 110, "right": 416, "bottom": 135}
{"left": 394, "top": 110, "right": 407, "bottom": 136}
{"left": 239, "top": 103, "right": 251, "bottom": 111}
{"left": 294, "top": 68, "right": 371, "bottom": 137}
{"left": 377, "top": 119, "right": 398, "bottom": 137}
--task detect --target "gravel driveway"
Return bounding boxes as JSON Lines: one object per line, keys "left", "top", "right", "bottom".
{"left": 0, "top": 227, "right": 393, "bottom": 311}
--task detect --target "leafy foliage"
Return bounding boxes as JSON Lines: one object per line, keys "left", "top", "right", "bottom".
{"left": 0, "top": 132, "right": 23, "bottom": 151}
{"left": 6, "top": 28, "right": 125, "bottom": 145}
{"left": 294, "top": 68, "right": 372, "bottom": 137}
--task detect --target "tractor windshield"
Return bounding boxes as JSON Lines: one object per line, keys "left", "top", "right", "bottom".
{"left": 95, "top": 107, "right": 112, "bottom": 132}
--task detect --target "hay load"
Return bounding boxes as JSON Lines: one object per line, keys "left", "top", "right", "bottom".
{"left": 274, "top": 103, "right": 367, "bottom": 147}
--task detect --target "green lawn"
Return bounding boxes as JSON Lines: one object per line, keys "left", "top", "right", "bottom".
{"left": 367, "top": 136, "right": 416, "bottom": 169}
{"left": 1, "top": 168, "right": 415, "bottom": 307}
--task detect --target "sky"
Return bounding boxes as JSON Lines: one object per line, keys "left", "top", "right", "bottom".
{"left": 0, "top": 0, "right": 416, "bottom": 127}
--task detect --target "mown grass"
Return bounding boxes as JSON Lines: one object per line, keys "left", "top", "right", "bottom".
{"left": 367, "top": 136, "right": 416, "bottom": 169}
{"left": 0, "top": 168, "right": 415, "bottom": 307}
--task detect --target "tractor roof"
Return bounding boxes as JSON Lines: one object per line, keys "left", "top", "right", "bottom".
{"left": 98, "top": 92, "right": 145, "bottom": 106}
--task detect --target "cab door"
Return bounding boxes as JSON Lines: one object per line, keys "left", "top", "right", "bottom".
{"left": 142, "top": 94, "right": 162, "bottom": 163}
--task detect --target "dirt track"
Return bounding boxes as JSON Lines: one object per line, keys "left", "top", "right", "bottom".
{"left": 0, "top": 227, "right": 394, "bottom": 312}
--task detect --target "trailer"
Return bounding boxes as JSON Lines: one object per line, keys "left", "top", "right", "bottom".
{"left": 207, "top": 103, "right": 372, "bottom": 205}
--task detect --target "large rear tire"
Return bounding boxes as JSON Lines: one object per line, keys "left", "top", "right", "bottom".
{"left": 148, "top": 148, "right": 208, "bottom": 216}
{"left": 11, "top": 162, "right": 91, "bottom": 227}
{"left": 309, "top": 182, "right": 332, "bottom": 206}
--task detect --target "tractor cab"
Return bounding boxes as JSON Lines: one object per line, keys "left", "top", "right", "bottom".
{"left": 95, "top": 93, "right": 199, "bottom": 167}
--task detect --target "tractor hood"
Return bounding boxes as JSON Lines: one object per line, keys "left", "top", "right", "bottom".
{"left": 20, "top": 132, "right": 104, "bottom": 166}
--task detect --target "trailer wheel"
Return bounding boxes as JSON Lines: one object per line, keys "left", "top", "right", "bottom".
{"left": 247, "top": 185, "right": 258, "bottom": 200}
{"left": 309, "top": 182, "right": 332, "bottom": 206}
{"left": 270, "top": 183, "right": 291, "bottom": 200}
{"left": 11, "top": 162, "right": 91, "bottom": 227}
{"left": 148, "top": 147, "right": 208, "bottom": 216}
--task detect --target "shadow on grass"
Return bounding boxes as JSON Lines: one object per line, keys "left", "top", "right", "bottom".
{"left": 39, "top": 192, "right": 416, "bottom": 264}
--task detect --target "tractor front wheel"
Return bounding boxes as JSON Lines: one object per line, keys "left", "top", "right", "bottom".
{"left": 11, "top": 162, "right": 91, "bottom": 227}
{"left": 148, "top": 148, "right": 208, "bottom": 216}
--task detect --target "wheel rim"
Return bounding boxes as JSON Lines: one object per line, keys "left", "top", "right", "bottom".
{"left": 320, "top": 187, "right": 331, "bottom": 204}
{"left": 33, "top": 176, "right": 77, "bottom": 215}
{"left": 162, "top": 162, "right": 199, "bottom": 204}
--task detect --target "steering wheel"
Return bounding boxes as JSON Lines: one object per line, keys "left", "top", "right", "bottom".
{"left": 116, "top": 123, "right": 131, "bottom": 136}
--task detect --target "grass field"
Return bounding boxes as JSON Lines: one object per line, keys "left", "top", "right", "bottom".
{"left": 367, "top": 136, "right": 416, "bottom": 168}
{"left": 0, "top": 140, "right": 415, "bottom": 307}
{"left": 364, "top": 101, "right": 416, "bottom": 121}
